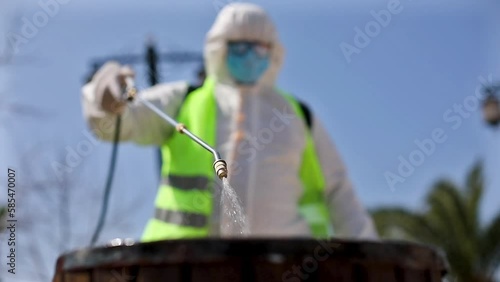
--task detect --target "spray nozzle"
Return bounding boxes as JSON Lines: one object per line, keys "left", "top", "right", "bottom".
{"left": 214, "top": 159, "right": 228, "bottom": 180}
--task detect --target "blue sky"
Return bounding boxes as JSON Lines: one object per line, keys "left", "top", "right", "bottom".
{"left": 1, "top": 0, "right": 499, "bottom": 280}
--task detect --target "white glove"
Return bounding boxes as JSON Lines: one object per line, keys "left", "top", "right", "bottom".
{"left": 92, "top": 61, "right": 135, "bottom": 115}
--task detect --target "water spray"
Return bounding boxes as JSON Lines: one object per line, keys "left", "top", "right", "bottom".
{"left": 124, "top": 77, "right": 228, "bottom": 180}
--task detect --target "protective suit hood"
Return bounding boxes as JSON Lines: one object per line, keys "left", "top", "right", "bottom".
{"left": 204, "top": 3, "right": 284, "bottom": 88}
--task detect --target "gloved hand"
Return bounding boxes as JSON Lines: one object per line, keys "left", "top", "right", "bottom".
{"left": 93, "top": 61, "right": 135, "bottom": 115}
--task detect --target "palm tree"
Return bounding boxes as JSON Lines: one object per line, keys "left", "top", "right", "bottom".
{"left": 372, "top": 163, "right": 500, "bottom": 282}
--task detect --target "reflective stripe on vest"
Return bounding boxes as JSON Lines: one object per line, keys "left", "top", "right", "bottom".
{"left": 162, "top": 175, "right": 210, "bottom": 191}
{"left": 154, "top": 208, "right": 207, "bottom": 227}
{"left": 142, "top": 77, "right": 332, "bottom": 242}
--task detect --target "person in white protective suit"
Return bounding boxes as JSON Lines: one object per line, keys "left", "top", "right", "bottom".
{"left": 82, "top": 3, "right": 378, "bottom": 240}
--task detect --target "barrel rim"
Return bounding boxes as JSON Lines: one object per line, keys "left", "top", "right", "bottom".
{"left": 55, "top": 238, "right": 448, "bottom": 274}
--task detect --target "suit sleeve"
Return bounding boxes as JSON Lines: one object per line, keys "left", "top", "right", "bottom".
{"left": 311, "top": 117, "right": 378, "bottom": 240}
{"left": 82, "top": 78, "right": 189, "bottom": 146}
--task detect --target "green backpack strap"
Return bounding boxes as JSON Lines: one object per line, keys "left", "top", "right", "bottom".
{"left": 297, "top": 101, "right": 313, "bottom": 130}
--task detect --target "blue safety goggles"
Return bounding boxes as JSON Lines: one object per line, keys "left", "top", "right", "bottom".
{"left": 227, "top": 41, "right": 271, "bottom": 58}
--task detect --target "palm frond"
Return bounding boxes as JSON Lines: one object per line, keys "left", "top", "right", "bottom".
{"left": 425, "top": 180, "right": 469, "bottom": 236}
{"left": 465, "top": 162, "right": 483, "bottom": 237}
{"left": 371, "top": 162, "right": 499, "bottom": 282}
{"left": 425, "top": 180, "right": 481, "bottom": 280}
{"left": 371, "top": 207, "right": 442, "bottom": 242}
{"left": 480, "top": 213, "right": 500, "bottom": 278}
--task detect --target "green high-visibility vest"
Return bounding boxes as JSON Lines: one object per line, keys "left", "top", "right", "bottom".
{"left": 141, "top": 77, "right": 332, "bottom": 242}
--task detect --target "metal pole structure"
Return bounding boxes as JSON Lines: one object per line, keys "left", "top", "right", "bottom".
{"left": 85, "top": 40, "right": 203, "bottom": 82}
{"left": 146, "top": 41, "right": 159, "bottom": 86}
{"left": 145, "top": 41, "right": 163, "bottom": 178}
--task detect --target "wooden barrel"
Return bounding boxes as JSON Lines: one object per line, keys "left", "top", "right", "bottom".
{"left": 53, "top": 238, "right": 448, "bottom": 282}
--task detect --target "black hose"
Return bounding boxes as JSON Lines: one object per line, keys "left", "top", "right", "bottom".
{"left": 90, "top": 115, "right": 121, "bottom": 246}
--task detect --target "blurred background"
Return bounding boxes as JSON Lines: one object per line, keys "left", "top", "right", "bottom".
{"left": 0, "top": 0, "right": 499, "bottom": 281}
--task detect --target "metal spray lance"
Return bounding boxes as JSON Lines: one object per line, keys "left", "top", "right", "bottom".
{"left": 123, "top": 77, "right": 228, "bottom": 180}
